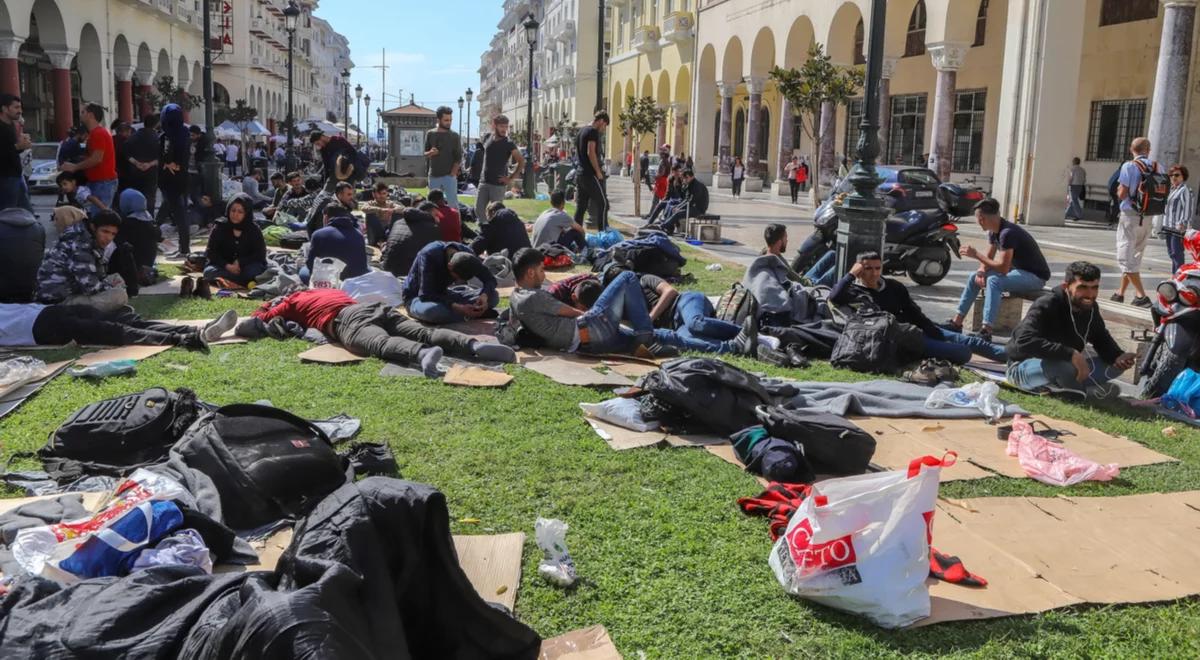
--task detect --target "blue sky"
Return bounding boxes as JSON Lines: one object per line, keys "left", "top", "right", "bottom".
{"left": 313, "top": 1, "right": 502, "bottom": 136}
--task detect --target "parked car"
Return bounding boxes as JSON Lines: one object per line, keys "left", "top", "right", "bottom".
{"left": 828, "top": 165, "right": 942, "bottom": 212}
{"left": 27, "top": 142, "right": 61, "bottom": 192}
{"left": 645, "top": 153, "right": 662, "bottom": 179}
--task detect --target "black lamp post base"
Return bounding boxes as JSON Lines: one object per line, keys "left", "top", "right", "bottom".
{"left": 834, "top": 202, "right": 888, "bottom": 278}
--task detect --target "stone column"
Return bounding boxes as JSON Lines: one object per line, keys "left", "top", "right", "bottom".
{"left": 927, "top": 42, "right": 968, "bottom": 181}
{"left": 819, "top": 101, "right": 836, "bottom": 193}
{"left": 0, "top": 36, "right": 23, "bottom": 97}
{"left": 114, "top": 65, "right": 137, "bottom": 123}
{"left": 670, "top": 103, "right": 688, "bottom": 157}
{"left": 137, "top": 81, "right": 154, "bottom": 119}
{"left": 878, "top": 56, "right": 898, "bottom": 163}
{"left": 45, "top": 49, "right": 76, "bottom": 141}
{"left": 715, "top": 81, "right": 734, "bottom": 188}
{"left": 773, "top": 96, "right": 795, "bottom": 197}
{"left": 744, "top": 77, "right": 765, "bottom": 191}
{"left": 1149, "top": 0, "right": 1198, "bottom": 167}
{"left": 656, "top": 105, "right": 668, "bottom": 151}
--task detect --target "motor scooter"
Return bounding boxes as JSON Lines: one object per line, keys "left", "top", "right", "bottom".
{"left": 1139, "top": 230, "right": 1200, "bottom": 398}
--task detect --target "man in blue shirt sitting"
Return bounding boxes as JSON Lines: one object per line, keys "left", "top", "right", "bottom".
{"left": 402, "top": 241, "right": 498, "bottom": 324}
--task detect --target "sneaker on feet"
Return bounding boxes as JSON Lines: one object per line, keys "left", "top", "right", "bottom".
{"left": 731, "top": 314, "right": 758, "bottom": 356}
{"left": 1110, "top": 293, "right": 1125, "bottom": 303}
{"left": 202, "top": 309, "right": 238, "bottom": 343}
{"left": 975, "top": 327, "right": 993, "bottom": 342}
{"left": 1131, "top": 296, "right": 1152, "bottom": 308}
{"left": 180, "top": 330, "right": 210, "bottom": 353}
{"left": 785, "top": 345, "right": 811, "bottom": 369}
{"left": 636, "top": 343, "right": 680, "bottom": 359}
{"left": 931, "top": 359, "right": 959, "bottom": 383}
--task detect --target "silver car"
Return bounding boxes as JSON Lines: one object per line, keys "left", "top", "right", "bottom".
{"left": 27, "top": 142, "right": 61, "bottom": 192}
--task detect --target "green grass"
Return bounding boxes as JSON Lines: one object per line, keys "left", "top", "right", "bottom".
{"left": 4, "top": 253, "right": 1200, "bottom": 657}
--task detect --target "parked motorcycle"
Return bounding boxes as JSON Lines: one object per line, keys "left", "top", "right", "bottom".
{"left": 1139, "top": 232, "right": 1200, "bottom": 398}
{"left": 792, "top": 183, "right": 983, "bottom": 286}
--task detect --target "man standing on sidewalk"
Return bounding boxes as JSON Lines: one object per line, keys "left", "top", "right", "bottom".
{"left": 574, "top": 111, "right": 610, "bottom": 231}
{"left": 1112, "top": 137, "right": 1162, "bottom": 308}
{"left": 0, "top": 93, "right": 33, "bottom": 213}
{"left": 1065, "top": 157, "right": 1087, "bottom": 221}
{"left": 424, "top": 106, "right": 463, "bottom": 207}
{"left": 475, "top": 115, "right": 523, "bottom": 223}
{"left": 61, "top": 104, "right": 118, "bottom": 216}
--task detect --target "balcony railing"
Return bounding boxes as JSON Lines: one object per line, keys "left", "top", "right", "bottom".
{"left": 631, "top": 26, "right": 660, "bottom": 54}
{"left": 155, "top": 0, "right": 173, "bottom": 14}
{"left": 661, "top": 11, "right": 695, "bottom": 44}
{"left": 250, "top": 16, "right": 270, "bottom": 34}
{"left": 552, "top": 19, "right": 575, "bottom": 43}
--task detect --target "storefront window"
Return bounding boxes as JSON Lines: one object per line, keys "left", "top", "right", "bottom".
{"left": 952, "top": 90, "right": 986, "bottom": 173}
{"left": 887, "top": 94, "right": 926, "bottom": 166}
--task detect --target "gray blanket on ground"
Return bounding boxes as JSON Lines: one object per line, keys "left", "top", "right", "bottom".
{"left": 775, "top": 379, "right": 1026, "bottom": 419}
{"left": 742, "top": 254, "right": 822, "bottom": 323}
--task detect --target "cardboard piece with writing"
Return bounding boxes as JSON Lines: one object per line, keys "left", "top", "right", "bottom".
{"left": 74, "top": 344, "right": 173, "bottom": 367}
{"left": 539, "top": 625, "right": 622, "bottom": 660}
{"left": 298, "top": 343, "right": 366, "bottom": 364}
{"left": 585, "top": 418, "right": 666, "bottom": 450}
{"left": 444, "top": 363, "right": 514, "bottom": 387}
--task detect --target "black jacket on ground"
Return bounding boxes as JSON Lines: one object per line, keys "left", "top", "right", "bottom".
{"left": 1007, "top": 285, "right": 1123, "bottom": 364}
{"left": 0, "top": 477, "right": 541, "bottom": 659}
{"left": 205, "top": 219, "right": 268, "bottom": 271}
{"left": 829, "top": 274, "right": 939, "bottom": 338}
{"left": 470, "top": 209, "right": 531, "bottom": 257}
{"left": 382, "top": 209, "right": 442, "bottom": 277}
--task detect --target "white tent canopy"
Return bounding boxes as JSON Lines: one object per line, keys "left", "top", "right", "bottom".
{"left": 216, "top": 119, "right": 271, "bottom": 139}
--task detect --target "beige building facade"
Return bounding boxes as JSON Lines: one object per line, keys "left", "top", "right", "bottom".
{"left": 689, "top": 0, "right": 1200, "bottom": 225}
{"left": 536, "top": 0, "right": 605, "bottom": 149}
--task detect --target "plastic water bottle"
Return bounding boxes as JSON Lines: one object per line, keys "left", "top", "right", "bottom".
{"left": 68, "top": 359, "right": 137, "bottom": 379}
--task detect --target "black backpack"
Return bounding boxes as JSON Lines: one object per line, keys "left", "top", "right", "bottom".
{"left": 637, "top": 358, "right": 794, "bottom": 435}
{"left": 35, "top": 387, "right": 205, "bottom": 483}
{"left": 173, "top": 403, "right": 350, "bottom": 530}
{"left": 755, "top": 405, "right": 876, "bottom": 476}
{"left": 830, "top": 307, "right": 902, "bottom": 374}
{"left": 714, "top": 282, "right": 755, "bottom": 325}
{"left": 1133, "top": 159, "right": 1171, "bottom": 217}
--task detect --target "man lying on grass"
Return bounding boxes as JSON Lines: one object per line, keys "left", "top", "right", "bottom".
{"left": 508, "top": 247, "right": 755, "bottom": 357}
{"left": 0, "top": 304, "right": 235, "bottom": 350}
{"left": 236, "top": 288, "right": 515, "bottom": 377}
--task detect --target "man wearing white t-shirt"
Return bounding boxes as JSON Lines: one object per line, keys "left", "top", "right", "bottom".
{"left": 224, "top": 140, "right": 240, "bottom": 177}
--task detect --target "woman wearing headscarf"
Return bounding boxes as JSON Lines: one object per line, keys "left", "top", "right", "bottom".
{"left": 203, "top": 193, "right": 268, "bottom": 287}
{"left": 158, "top": 103, "right": 191, "bottom": 258}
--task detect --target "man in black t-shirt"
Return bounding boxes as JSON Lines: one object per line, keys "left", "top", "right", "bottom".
{"left": 475, "top": 115, "right": 524, "bottom": 224}
{"left": 0, "top": 93, "right": 33, "bottom": 213}
{"left": 124, "top": 113, "right": 161, "bottom": 213}
{"left": 574, "top": 110, "right": 610, "bottom": 231}
{"left": 946, "top": 197, "right": 1051, "bottom": 341}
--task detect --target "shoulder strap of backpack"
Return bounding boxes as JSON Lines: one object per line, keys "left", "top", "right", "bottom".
{"left": 213, "top": 403, "right": 333, "bottom": 447}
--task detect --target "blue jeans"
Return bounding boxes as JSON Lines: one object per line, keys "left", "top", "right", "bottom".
{"left": 578, "top": 271, "right": 656, "bottom": 353}
{"left": 956, "top": 268, "right": 1047, "bottom": 326}
{"left": 1065, "top": 184, "right": 1085, "bottom": 220}
{"left": 407, "top": 285, "right": 498, "bottom": 325}
{"left": 1007, "top": 355, "right": 1123, "bottom": 393}
{"left": 87, "top": 178, "right": 118, "bottom": 217}
{"left": 923, "top": 327, "right": 1007, "bottom": 364}
{"left": 671, "top": 291, "right": 741, "bottom": 353}
{"left": 428, "top": 175, "right": 458, "bottom": 207}
{"left": 0, "top": 175, "right": 33, "bottom": 213}
{"left": 1167, "top": 233, "right": 1186, "bottom": 272}
{"left": 805, "top": 250, "right": 837, "bottom": 287}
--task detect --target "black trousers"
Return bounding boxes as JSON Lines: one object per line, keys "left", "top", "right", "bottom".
{"left": 161, "top": 189, "right": 189, "bottom": 254}
{"left": 330, "top": 302, "right": 476, "bottom": 366}
{"left": 789, "top": 180, "right": 799, "bottom": 203}
{"left": 573, "top": 174, "right": 608, "bottom": 231}
{"left": 32, "top": 306, "right": 196, "bottom": 346}
{"left": 732, "top": 177, "right": 743, "bottom": 197}
{"left": 122, "top": 220, "right": 160, "bottom": 270}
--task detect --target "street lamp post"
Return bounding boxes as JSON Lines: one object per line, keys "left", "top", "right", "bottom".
{"left": 457, "top": 96, "right": 464, "bottom": 149}
{"left": 341, "top": 69, "right": 350, "bottom": 140}
{"left": 465, "top": 87, "right": 473, "bottom": 151}
{"left": 834, "top": 0, "right": 889, "bottom": 278}
{"left": 283, "top": 1, "right": 300, "bottom": 171}
{"left": 364, "top": 94, "right": 371, "bottom": 156}
{"left": 522, "top": 13, "right": 539, "bottom": 199}
{"left": 354, "top": 83, "right": 363, "bottom": 147}
{"left": 200, "top": 0, "right": 221, "bottom": 201}
{"left": 376, "top": 107, "right": 382, "bottom": 159}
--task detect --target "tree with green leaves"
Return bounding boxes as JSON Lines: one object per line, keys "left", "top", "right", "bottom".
{"left": 228, "top": 99, "right": 259, "bottom": 174}
{"left": 618, "top": 96, "right": 667, "bottom": 217}
{"left": 155, "top": 77, "right": 200, "bottom": 111}
{"left": 770, "top": 44, "right": 863, "bottom": 207}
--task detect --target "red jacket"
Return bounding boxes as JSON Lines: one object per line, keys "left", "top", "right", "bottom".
{"left": 654, "top": 173, "right": 669, "bottom": 201}
{"left": 433, "top": 203, "right": 463, "bottom": 243}
{"left": 253, "top": 288, "right": 356, "bottom": 333}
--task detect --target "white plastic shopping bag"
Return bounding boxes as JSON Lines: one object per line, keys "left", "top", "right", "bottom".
{"left": 341, "top": 270, "right": 404, "bottom": 307}
{"left": 768, "top": 454, "right": 955, "bottom": 628}
{"left": 310, "top": 257, "right": 346, "bottom": 290}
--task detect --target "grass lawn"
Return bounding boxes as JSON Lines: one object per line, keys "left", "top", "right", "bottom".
{"left": 3, "top": 208, "right": 1200, "bottom": 656}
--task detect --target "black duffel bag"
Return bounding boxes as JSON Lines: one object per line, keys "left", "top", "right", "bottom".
{"left": 755, "top": 405, "right": 876, "bottom": 476}
{"left": 35, "top": 387, "right": 206, "bottom": 484}
{"left": 173, "top": 403, "right": 350, "bottom": 530}
{"left": 638, "top": 358, "right": 794, "bottom": 435}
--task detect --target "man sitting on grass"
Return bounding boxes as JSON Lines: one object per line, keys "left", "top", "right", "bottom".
{"left": 403, "top": 241, "right": 498, "bottom": 324}
{"left": 470, "top": 201, "right": 531, "bottom": 257}
{"left": 237, "top": 288, "right": 514, "bottom": 377}
{"left": 531, "top": 191, "right": 585, "bottom": 251}
{"left": 1006, "top": 260, "right": 1135, "bottom": 399}
{"left": 35, "top": 210, "right": 128, "bottom": 311}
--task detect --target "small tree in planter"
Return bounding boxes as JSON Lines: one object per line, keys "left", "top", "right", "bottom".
{"left": 228, "top": 99, "right": 259, "bottom": 175}
{"left": 618, "top": 96, "right": 667, "bottom": 217}
{"left": 770, "top": 44, "right": 863, "bottom": 207}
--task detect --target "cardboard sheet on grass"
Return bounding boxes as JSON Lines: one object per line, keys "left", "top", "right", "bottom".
{"left": 919, "top": 490, "right": 1200, "bottom": 625}
{"left": 522, "top": 350, "right": 661, "bottom": 387}
{"left": 0, "top": 360, "right": 72, "bottom": 419}
{"left": 138, "top": 274, "right": 188, "bottom": 295}
{"left": 853, "top": 416, "right": 1175, "bottom": 482}
{"left": 74, "top": 344, "right": 174, "bottom": 367}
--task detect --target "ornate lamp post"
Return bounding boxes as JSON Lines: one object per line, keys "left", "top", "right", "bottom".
{"left": 522, "top": 13, "right": 540, "bottom": 198}
{"left": 354, "top": 83, "right": 363, "bottom": 146}
{"left": 341, "top": 68, "right": 350, "bottom": 138}
{"left": 457, "top": 96, "right": 464, "bottom": 147}
{"left": 834, "top": 0, "right": 889, "bottom": 277}
{"left": 363, "top": 93, "right": 371, "bottom": 155}
{"left": 283, "top": 0, "right": 300, "bottom": 170}
{"left": 465, "top": 87, "right": 473, "bottom": 151}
